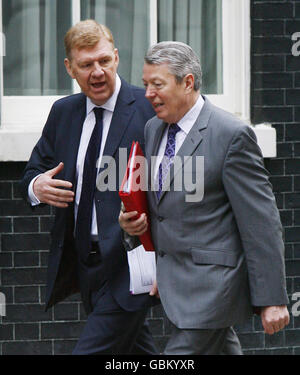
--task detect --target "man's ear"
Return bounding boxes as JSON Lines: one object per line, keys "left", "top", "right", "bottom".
{"left": 114, "top": 48, "right": 120, "bottom": 68}
{"left": 184, "top": 73, "right": 195, "bottom": 92}
{"left": 64, "top": 58, "right": 75, "bottom": 79}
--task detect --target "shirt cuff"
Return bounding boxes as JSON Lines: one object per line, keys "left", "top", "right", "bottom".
{"left": 28, "top": 175, "right": 42, "bottom": 206}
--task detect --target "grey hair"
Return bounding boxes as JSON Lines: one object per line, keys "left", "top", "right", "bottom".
{"left": 144, "top": 41, "right": 202, "bottom": 91}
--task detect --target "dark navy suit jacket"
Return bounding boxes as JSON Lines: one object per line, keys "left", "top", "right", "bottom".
{"left": 20, "top": 79, "right": 157, "bottom": 314}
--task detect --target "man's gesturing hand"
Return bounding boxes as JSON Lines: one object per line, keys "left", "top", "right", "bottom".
{"left": 33, "top": 162, "right": 74, "bottom": 208}
{"left": 261, "top": 305, "right": 290, "bottom": 335}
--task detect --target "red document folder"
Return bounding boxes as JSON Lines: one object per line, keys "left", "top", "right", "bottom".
{"left": 119, "top": 141, "right": 155, "bottom": 251}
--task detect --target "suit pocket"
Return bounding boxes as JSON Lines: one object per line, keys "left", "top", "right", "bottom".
{"left": 191, "top": 248, "right": 238, "bottom": 268}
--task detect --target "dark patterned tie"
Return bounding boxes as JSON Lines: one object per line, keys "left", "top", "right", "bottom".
{"left": 75, "top": 107, "right": 103, "bottom": 256}
{"left": 157, "top": 123, "right": 181, "bottom": 200}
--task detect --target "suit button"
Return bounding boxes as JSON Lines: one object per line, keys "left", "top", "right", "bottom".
{"left": 158, "top": 216, "right": 164, "bottom": 222}
{"left": 158, "top": 251, "right": 165, "bottom": 257}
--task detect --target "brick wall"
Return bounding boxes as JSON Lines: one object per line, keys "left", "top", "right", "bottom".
{"left": 0, "top": 0, "right": 300, "bottom": 355}
{"left": 241, "top": 0, "right": 300, "bottom": 354}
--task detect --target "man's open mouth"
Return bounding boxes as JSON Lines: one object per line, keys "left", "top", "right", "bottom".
{"left": 91, "top": 82, "right": 105, "bottom": 89}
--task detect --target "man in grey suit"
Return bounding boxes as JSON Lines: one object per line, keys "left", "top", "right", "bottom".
{"left": 119, "top": 41, "right": 290, "bottom": 355}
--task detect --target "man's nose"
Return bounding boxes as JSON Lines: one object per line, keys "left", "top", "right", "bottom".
{"left": 92, "top": 63, "right": 104, "bottom": 77}
{"left": 145, "top": 85, "right": 155, "bottom": 99}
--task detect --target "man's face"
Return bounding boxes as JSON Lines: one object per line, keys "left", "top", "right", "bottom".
{"left": 65, "top": 38, "right": 119, "bottom": 106}
{"left": 142, "top": 63, "right": 191, "bottom": 124}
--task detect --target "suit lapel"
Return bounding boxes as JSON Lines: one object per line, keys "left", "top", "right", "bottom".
{"left": 102, "top": 79, "right": 136, "bottom": 159}
{"left": 64, "top": 94, "right": 86, "bottom": 185}
{"left": 147, "top": 120, "right": 166, "bottom": 201}
{"left": 158, "top": 96, "right": 212, "bottom": 202}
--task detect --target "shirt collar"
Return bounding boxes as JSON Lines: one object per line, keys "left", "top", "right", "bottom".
{"left": 86, "top": 74, "right": 121, "bottom": 115}
{"left": 177, "top": 94, "right": 205, "bottom": 135}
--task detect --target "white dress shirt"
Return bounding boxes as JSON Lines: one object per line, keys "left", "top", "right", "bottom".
{"left": 28, "top": 75, "right": 122, "bottom": 238}
{"left": 153, "top": 94, "right": 205, "bottom": 179}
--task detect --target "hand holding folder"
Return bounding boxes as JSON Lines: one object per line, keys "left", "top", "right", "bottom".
{"left": 119, "top": 141, "right": 155, "bottom": 251}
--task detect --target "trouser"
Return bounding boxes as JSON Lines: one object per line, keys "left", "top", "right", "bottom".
{"left": 72, "top": 282, "right": 158, "bottom": 355}
{"left": 164, "top": 323, "right": 242, "bottom": 355}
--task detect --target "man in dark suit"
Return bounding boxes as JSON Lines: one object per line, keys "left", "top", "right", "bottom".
{"left": 20, "top": 20, "right": 158, "bottom": 355}
{"left": 119, "top": 41, "right": 290, "bottom": 354}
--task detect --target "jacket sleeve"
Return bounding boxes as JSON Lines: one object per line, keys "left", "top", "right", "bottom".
{"left": 222, "top": 125, "right": 289, "bottom": 307}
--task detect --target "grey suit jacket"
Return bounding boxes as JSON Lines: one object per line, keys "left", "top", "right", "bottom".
{"left": 145, "top": 96, "right": 289, "bottom": 329}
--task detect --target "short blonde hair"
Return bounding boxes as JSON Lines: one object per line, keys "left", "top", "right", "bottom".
{"left": 64, "top": 19, "right": 115, "bottom": 60}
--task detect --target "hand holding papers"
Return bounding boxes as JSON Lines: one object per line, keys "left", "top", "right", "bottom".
{"left": 119, "top": 142, "right": 154, "bottom": 251}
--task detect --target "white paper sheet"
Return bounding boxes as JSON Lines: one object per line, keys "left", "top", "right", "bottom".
{"left": 127, "top": 245, "right": 156, "bottom": 294}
